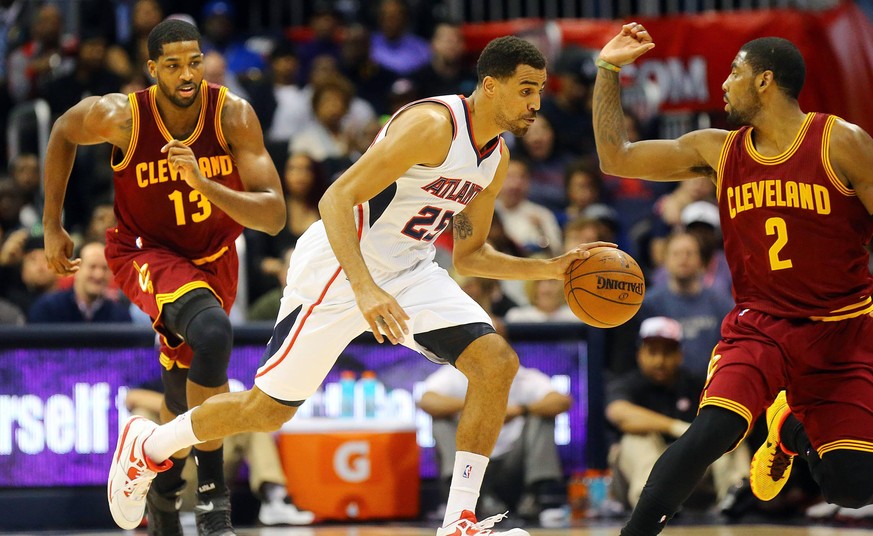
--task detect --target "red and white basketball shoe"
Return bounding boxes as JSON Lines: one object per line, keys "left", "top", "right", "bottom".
{"left": 436, "top": 510, "right": 529, "bottom": 536}
{"left": 107, "top": 416, "right": 173, "bottom": 529}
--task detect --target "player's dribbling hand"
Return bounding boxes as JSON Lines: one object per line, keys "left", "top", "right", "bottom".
{"left": 599, "top": 22, "right": 656, "bottom": 67}
{"left": 354, "top": 283, "right": 411, "bottom": 345}
{"left": 553, "top": 241, "right": 618, "bottom": 278}
{"left": 162, "top": 139, "right": 201, "bottom": 189}
{"left": 43, "top": 225, "right": 81, "bottom": 275}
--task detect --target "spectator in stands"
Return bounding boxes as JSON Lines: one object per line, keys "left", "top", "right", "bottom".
{"left": 680, "top": 201, "right": 732, "bottom": 297}
{"left": 0, "top": 232, "right": 58, "bottom": 313}
{"left": 420, "top": 363, "right": 571, "bottom": 525}
{"left": 0, "top": 295, "right": 23, "bottom": 324}
{"left": 495, "top": 158, "right": 562, "bottom": 257}
{"left": 45, "top": 31, "right": 124, "bottom": 117}
{"left": 641, "top": 230, "right": 734, "bottom": 376}
{"left": 245, "top": 152, "right": 326, "bottom": 303}
{"left": 607, "top": 317, "right": 748, "bottom": 509}
{"left": 202, "top": 49, "right": 249, "bottom": 99}
{"left": 301, "top": 54, "right": 377, "bottom": 143}
{"left": 514, "top": 115, "right": 573, "bottom": 212}
{"left": 27, "top": 241, "right": 130, "bottom": 323}
{"left": 486, "top": 211, "right": 528, "bottom": 307}
{"left": 291, "top": 75, "right": 355, "bottom": 174}
{"left": 296, "top": 1, "right": 343, "bottom": 86}
{"left": 79, "top": 200, "right": 116, "bottom": 245}
{"left": 199, "top": 0, "right": 265, "bottom": 79}
{"left": 562, "top": 216, "right": 612, "bottom": 254}
{"left": 125, "top": 382, "right": 315, "bottom": 526}
{"left": 339, "top": 23, "right": 397, "bottom": 117}
{"left": 559, "top": 157, "right": 604, "bottom": 227}
{"left": 7, "top": 3, "right": 74, "bottom": 102}
{"left": 9, "top": 153, "right": 40, "bottom": 230}
{"left": 540, "top": 46, "right": 597, "bottom": 158}
{"left": 369, "top": 0, "right": 430, "bottom": 76}
{"left": 106, "top": 0, "right": 163, "bottom": 88}
{"left": 247, "top": 246, "right": 293, "bottom": 322}
{"left": 453, "top": 273, "right": 516, "bottom": 335}
{"left": 243, "top": 40, "right": 308, "bottom": 146}
{"left": 647, "top": 176, "right": 717, "bottom": 270}
{"left": 505, "top": 278, "right": 578, "bottom": 323}
{"left": 0, "top": 177, "right": 24, "bottom": 234}
{"left": 410, "top": 22, "right": 476, "bottom": 99}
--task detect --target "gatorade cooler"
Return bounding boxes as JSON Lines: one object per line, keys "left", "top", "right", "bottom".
{"left": 277, "top": 418, "right": 420, "bottom": 520}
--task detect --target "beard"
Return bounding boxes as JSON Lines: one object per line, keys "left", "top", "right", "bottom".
{"left": 495, "top": 108, "right": 532, "bottom": 137}
{"left": 725, "top": 91, "right": 762, "bottom": 127}
{"left": 159, "top": 80, "right": 200, "bottom": 108}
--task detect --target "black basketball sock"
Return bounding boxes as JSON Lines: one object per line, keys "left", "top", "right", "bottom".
{"left": 153, "top": 455, "right": 187, "bottom": 495}
{"left": 193, "top": 446, "right": 226, "bottom": 498}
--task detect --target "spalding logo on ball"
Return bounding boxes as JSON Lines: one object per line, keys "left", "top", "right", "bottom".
{"left": 563, "top": 247, "right": 645, "bottom": 328}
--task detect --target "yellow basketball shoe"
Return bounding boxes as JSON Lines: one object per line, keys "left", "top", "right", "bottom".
{"left": 750, "top": 391, "right": 797, "bottom": 501}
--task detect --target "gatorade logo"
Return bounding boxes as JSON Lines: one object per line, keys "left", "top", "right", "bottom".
{"left": 334, "top": 441, "right": 370, "bottom": 483}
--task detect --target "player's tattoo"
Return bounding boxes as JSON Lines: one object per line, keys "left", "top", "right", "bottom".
{"left": 453, "top": 213, "right": 473, "bottom": 240}
{"left": 593, "top": 70, "right": 626, "bottom": 149}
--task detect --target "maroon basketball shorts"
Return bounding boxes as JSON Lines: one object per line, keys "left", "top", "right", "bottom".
{"left": 105, "top": 229, "right": 238, "bottom": 368}
{"left": 700, "top": 306, "right": 873, "bottom": 456}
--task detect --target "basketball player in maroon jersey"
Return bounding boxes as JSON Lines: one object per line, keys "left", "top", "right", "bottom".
{"left": 42, "top": 19, "right": 284, "bottom": 536}
{"left": 591, "top": 24, "right": 873, "bottom": 535}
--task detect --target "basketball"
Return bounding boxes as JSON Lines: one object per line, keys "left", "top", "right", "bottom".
{"left": 564, "top": 247, "right": 645, "bottom": 328}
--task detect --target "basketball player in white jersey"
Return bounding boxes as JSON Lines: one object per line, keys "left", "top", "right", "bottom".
{"left": 108, "top": 36, "right": 614, "bottom": 535}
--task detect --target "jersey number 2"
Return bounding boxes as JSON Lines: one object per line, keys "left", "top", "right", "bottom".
{"left": 168, "top": 189, "right": 212, "bottom": 226}
{"left": 765, "top": 217, "right": 793, "bottom": 271}
{"left": 401, "top": 206, "right": 455, "bottom": 242}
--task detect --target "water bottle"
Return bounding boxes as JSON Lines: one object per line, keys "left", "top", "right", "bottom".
{"left": 340, "top": 370, "right": 356, "bottom": 418}
{"left": 360, "top": 370, "right": 378, "bottom": 418}
{"left": 584, "top": 469, "right": 610, "bottom": 518}
{"left": 567, "top": 471, "right": 588, "bottom": 520}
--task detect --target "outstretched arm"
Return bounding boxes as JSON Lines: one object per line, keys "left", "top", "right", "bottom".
{"left": 606, "top": 400, "right": 690, "bottom": 438}
{"left": 43, "top": 94, "right": 131, "bottom": 274}
{"left": 168, "top": 93, "right": 286, "bottom": 235}
{"left": 452, "top": 145, "right": 615, "bottom": 280}
{"left": 593, "top": 23, "right": 726, "bottom": 181}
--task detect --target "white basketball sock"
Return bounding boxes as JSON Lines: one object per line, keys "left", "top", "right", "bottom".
{"left": 142, "top": 410, "right": 202, "bottom": 462}
{"left": 443, "top": 451, "right": 489, "bottom": 525}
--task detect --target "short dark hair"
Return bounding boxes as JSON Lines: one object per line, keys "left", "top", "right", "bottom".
{"left": 740, "top": 37, "right": 805, "bottom": 100}
{"left": 148, "top": 19, "right": 202, "bottom": 60}
{"left": 476, "top": 36, "right": 546, "bottom": 85}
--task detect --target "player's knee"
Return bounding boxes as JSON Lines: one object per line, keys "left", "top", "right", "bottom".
{"left": 819, "top": 451, "right": 873, "bottom": 508}
{"left": 185, "top": 307, "right": 233, "bottom": 387}
{"left": 461, "top": 338, "right": 518, "bottom": 385}
{"left": 241, "top": 390, "right": 298, "bottom": 432}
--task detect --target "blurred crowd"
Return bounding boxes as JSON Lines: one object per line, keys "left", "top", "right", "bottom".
{"left": 0, "top": 0, "right": 729, "bottom": 361}
{"left": 1, "top": 0, "right": 863, "bottom": 525}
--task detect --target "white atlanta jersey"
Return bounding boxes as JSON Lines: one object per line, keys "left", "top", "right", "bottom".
{"left": 254, "top": 95, "right": 504, "bottom": 402}
{"left": 358, "top": 94, "right": 504, "bottom": 273}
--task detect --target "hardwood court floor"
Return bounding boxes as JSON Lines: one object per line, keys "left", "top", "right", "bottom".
{"left": 6, "top": 525, "right": 872, "bottom": 536}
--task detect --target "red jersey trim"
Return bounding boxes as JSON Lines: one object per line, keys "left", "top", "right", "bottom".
{"left": 821, "top": 115, "right": 854, "bottom": 197}
{"left": 215, "top": 86, "right": 231, "bottom": 155}
{"left": 716, "top": 130, "right": 740, "bottom": 202}
{"left": 148, "top": 80, "right": 209, "bottom": 145}
{"left": 256, "top": 205, "right": 366, "bottom": 379}
{"left": 743, "top": 112, "right": 813, "bottom": 165}
{"left": 699, "top": 396, "right": 753, "bottom": 428}
{"left": 110, "top": 93, "right": 140, "bottom": 172}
